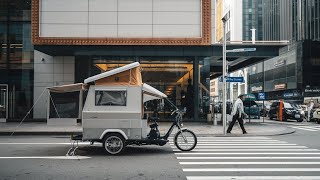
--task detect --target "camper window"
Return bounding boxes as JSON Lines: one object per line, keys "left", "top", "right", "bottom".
{"left": 95, "top": 91, "right": 127, "bottom": 106}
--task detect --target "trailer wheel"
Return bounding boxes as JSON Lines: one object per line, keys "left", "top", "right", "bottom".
{"left": 102, "top": 133, "right": 126, "bottom": 155}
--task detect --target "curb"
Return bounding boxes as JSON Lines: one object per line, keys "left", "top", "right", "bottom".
{"left": 0, "top": 132, "right": 82, "bottom": 136}
{"left": 209, "top": 129, "right": 296, "bottom": 137}
{"left": 0, "top": 129, "right": 295, "bottom": 136}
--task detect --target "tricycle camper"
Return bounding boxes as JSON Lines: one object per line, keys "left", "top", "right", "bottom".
{"left": 48, "top": 62, "right": 197, "bottom": 155}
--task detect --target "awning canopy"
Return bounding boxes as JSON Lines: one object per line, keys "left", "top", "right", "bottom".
{"left": 143, "top": 83, "right": 167, "bottom": 102}
{"left": 47, "top": 83, "right": 88, "bottom": 93}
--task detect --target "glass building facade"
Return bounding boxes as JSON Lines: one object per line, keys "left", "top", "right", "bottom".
{"left": 0, "top": 0, "right": 34, "bottom": 121}
{"left": 0, "top": 0, "right": 213, "bottom": 122}
{"left": 242, "top": 0, "right": 263, "bottom": 41}
{"left": 247, "top": 46, "right": 301, "bottom": 102}
{"left": 263, "top": 0, "right": 320, "bottom": 41}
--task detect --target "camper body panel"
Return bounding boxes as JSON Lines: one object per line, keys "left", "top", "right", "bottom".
{"left": 82, "top": 85, "right": 143, "bottom": 140}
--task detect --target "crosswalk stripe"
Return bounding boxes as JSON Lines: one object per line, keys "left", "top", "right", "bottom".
{"left": 170, "top": 137, "right": 271, "bottom": 139}
{"left": 175, "top": 152, "right": 320, "bottom": 155}
{"left": 180, "top": 162, "right": 320, "bottom": 165}
{"left": 169, "top": 143, "right": 297, "bottom": 146}
{"left": 169, "top": 139, "right": 283, "bottom": 142}
{"left": 186, "top": 176, "right": 320, "bottom": 180}
{"left": 195, "top": 137, "right": 271, "bottom": 139}
{"left": 173, "top": 136, "right": 320, "bottom": 179}
{"left": 183, "top": 168, "right": 320, "bottom": 172}
{"left": 173, "top": 149, "right": 319, "bottom": 152}
{"left": 177, "top": 156, "right": 320, "bottom": 159}
{"left": 289, "top": 126, "right": 318, "bottom": 131}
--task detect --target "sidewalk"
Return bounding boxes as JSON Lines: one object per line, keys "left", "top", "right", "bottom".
{"left": 0, "top": 121, "right": 294, "bottom": 136}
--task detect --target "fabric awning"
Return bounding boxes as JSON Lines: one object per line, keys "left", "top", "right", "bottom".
{"left": 142, "top": 83, "right": 167, "bottom": 102}
{"left": 47, "top": 83, "right": 88, "bottom": 93}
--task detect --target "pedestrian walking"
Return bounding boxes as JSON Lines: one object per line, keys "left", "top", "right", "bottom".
{"left": 307, "top": 100, "right": 314, "bottom": 122}
{"left": 227, "top": 94, "right": 248, "bottom": 134}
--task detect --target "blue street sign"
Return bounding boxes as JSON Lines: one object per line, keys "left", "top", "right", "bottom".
{"left": 219, "top": 77, "right": 244, "bottom": 82}
{"left": 226, "top": 48, "right": 256, "bottom": 53}
{"left": 226, "top": 77, "right": 244, "bottom": 82}
{"left": 258, "top": 92, "right": 266, "bottom": 100}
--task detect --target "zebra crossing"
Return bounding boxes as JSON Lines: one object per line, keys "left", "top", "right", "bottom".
{"left": 170, "top": 136, "right": 320, "bottom": 180}
{"left": 289, "top": 125, "right": 320, "bottom": 132}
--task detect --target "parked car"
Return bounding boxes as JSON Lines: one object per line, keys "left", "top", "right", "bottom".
{"left": 214, "top": 101, "right": 232, "bottom": 114}
{"left": 290, "top": 103, "right": 306, "bottom": 120}
{"left": 312, "top": 108, "right": 320, "bottom": 124}
{"left": 257, "top": 102, "right": 269, "bottom": 117}
{"left": 268, "top": 101, "right": 303, "bottom": 122}
{"left": 243, "top": 100, "right": 260, "bottom": 119}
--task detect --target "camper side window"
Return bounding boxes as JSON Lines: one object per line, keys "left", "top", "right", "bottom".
{"left": 95, "top": 91, "right": 127, "bottom": 106}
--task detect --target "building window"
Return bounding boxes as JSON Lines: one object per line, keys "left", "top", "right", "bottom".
{"left": 95, "top": 91, "right": 127, "bottom": 106}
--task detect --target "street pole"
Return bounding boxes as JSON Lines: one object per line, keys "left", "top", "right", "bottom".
{"left": 222, "top": 20, "right": 227, "bottom": 135}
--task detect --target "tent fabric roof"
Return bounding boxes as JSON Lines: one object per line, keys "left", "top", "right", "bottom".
{"left": 142, "top": 83, "right": 167, "bottom": 98}
{"left": 47, "top": 83, "right": 88, "bottom": 93}
{"left": 84, "top": 62, "right": 140, "bottom": 84}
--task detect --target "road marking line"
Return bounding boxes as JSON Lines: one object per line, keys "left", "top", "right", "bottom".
{"left": 171, "top": 146, "right": 307, "bottom": 148}
{"left": 0, "top": 142, "right": 92, "bottom": 145}
{"left": 261, "top": 123, "right": 273, "bottom": 125}
{"left": 183, "top": 168, "right": 320, "bottom": 172}
{"left": 177, "top": 156, "right": 320, "bottom": 159}
{"left": 172, "top": 149, "right": 319, "bottom": 152}
{"left": 0, "top": 156, "right": 91, "bottom": 159}
{"left": 264, "top": 121, "right": 306, "bottom": 125}
{"left": 186, "top": 176, "right": 320, "bottom": 180}
{"left": 289, "top": 126, "right": 318, "bottom": 131}
{"left": 180, "top": 161, "right": 320, "bottom": 165}
{"left": 293, "top": 126, "right": 320, "bottom": 131}
{"left": 175, "top": 152, "right": 320, "bottom": 155}
{"left": 198, "top": 139, "right": 279, "bottom": 142}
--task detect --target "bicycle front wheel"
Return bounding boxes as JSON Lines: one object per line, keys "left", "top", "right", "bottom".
{"left": 174, "top": 129, "right": 197, "bottom": 151}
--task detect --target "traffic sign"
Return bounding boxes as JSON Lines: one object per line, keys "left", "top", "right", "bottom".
{"left": 219, "top": 77, "right": 244, "bottom": 83}
{"left": 258, "top": 92, "right": 266, "bottom": 100}
{"left": 226, "top": 48, "right": 256, "bottom": 53}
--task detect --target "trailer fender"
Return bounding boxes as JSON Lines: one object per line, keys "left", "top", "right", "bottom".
{"left": 99, "top": 129, "right": 129, "bottom": 140}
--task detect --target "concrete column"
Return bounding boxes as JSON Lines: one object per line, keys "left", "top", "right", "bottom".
{"left": 193, "top": 58, "right": 199, "bottom": 121}
{"left": 33, "top": 50, "right": 75, "bottom": 119}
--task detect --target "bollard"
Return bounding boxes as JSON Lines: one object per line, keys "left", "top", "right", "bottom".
{"left": 207, "top": 113, "right": 213, "bottom": 124}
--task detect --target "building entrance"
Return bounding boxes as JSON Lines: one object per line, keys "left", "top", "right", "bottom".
{"left": 0, "top": 84, "right": 8, "bottom": 122}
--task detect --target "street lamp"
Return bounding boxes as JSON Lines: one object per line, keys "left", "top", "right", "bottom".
{"left": 222, "top": 13, "right": 229, "bottom": 135}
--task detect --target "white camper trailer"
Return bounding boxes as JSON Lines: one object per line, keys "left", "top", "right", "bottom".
{"left": 49, "top": 62, "right": 197, "bottom": 155}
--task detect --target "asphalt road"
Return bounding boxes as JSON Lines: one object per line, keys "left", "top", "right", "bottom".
{"left": 1, "top": 120, "right": 320, "bottom": 180}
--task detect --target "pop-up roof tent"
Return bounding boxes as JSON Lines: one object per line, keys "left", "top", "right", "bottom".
{"left": 47, "top": 62, "right": 166, "bottom": 126}
{"left": 83, "top": 62, "right": 167, "bottom": 100}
